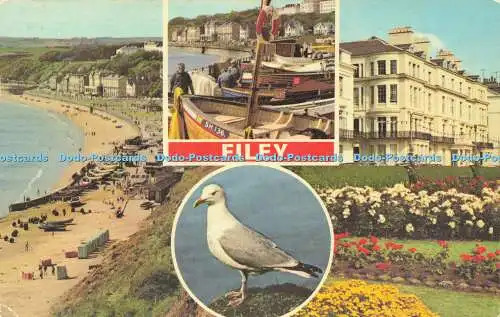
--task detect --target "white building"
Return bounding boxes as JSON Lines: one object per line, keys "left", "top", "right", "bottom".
{"left": 319, "top": 0, "right": 336, "bottom": 14}
{"left": 278, "top": 4, "right": 301, "bottom": 15}
{"left": 314, "top": 22, "right": 335, "bottom": 36}
{"left": 284, "top": 20, "right": 305, "bottom": 38}
{"left": 301, "top": 0, "right": 321, "bottom": 13}
{"left": 115, "top": 46, "right": 140, "bottom": 56}
{"left": 339, "top": 26, "right": 492, "bottom": 166}
{"left": 144, "top": 41, "right": 162, "bottom": 53}
{"left": 486, "top": 84, "right": 500, "bottom": 158}
{"left": 338, "top": 48, "right": 356, "bottom": 162}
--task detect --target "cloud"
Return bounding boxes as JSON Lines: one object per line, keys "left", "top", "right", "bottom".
{"left": 0, "top": 0, "right": 9, "bottom": 4}
{"left": 414, "top": 32, "right": 446, "bottom": 55}
{"left": 494, "top": 0, "right": 500, "bottom": 3}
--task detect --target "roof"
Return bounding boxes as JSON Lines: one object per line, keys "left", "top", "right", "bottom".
{"left": 288, "top": 79, "right": 334, "bottom": 93}
{"left": 339, "top": 37, "right": 403, "bottom": 56}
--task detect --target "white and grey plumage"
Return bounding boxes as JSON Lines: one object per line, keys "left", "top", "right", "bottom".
{"left": 193, "top": 184, "right": 322, "bottom": 307}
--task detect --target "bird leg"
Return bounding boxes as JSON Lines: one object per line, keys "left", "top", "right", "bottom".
{"left": 227, "top": 271, "right": 248, "bottom": 307}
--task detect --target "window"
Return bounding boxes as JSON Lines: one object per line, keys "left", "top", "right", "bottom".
{"left": 370, "top": 62, "right": 375, "bottom": 76}
{"left": 442, "top": 96, "right": 445, "bottom": 113}
{"left": 390, "top": 84, "right": 398, "bottom": 103}
{"left": 377, "top": 60, "right": 386, "bottom": 75}
{"left": 468, "top": 105, "right": 471, "bottom": 120}
{"left": 468, "top": 87, "right": 471, "bottom": 96}
{"left": 353, "top": 64, "right": 360, "bottom": 78}
{"left": 417, "top": 65, "right": 420, "bottom": 78}
{"left": 339, "top": 76, "right": 344, "bottom": 96}
{"left": 451, "top": 99, "right": 454, "bottom": 116}
{"left": 370, "top": 86, "right": 375, "bottom": 105}
{"left": 428, "top": 71, "right": 432, "bottom": 83}
{"left": 412, "top": 64, "right": 416, "bottom": 77}
{"left": 378, "top": 117, "right": 387, "bottom": 137}
{"left": 459, "top": 82, "right": 462, "bottom": 93}
{"left": 451, "top": 78, "right": 455, "bottom": 90}
{"left": 441, "top": 75, "right": 445, "bottom": 87}
{"left": 428, "top": 93, "right": 432, "bottom": 112}
{"left": 390, "top": 144, "right": 397, "bottom": 154}
{"left": 360, "top": 87, "right": 364, "bottom": 106}
{"left": 390, "top": 60, "right": 397, "bottom": 74}
{"left": 459, "top": 102, "right": 463, "bottom": 117}
{"left": 377, "top": 85, "right": 386, "bottom": 103}
{"left": 353, "top": 87, "right": 359, "bottom": 105}
{"left": 390, "top": 117, "right": 397, "bottom": 136}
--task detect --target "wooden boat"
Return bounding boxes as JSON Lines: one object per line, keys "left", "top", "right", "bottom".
{"left": 178, "top": 95, "right": 333, "bottom": 139}
{"left": 261, "top": 97, "right": 335, "bottom": 116}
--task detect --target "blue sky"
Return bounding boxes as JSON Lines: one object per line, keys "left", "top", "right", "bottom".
{"left": 341, "top": 0, "right": 500, "bottom": 77}
{"left": 0, "top": 0, "right": 161, "bottom": 38}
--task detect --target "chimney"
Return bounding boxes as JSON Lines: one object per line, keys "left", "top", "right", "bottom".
{"left": 388, "top": 26, "right": 414, "bottom": 46}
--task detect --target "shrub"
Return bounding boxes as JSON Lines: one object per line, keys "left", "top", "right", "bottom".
{"left": 296, "top": 280, "right": 438, "bottom": 317}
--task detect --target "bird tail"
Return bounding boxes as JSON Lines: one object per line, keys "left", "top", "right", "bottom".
{"left": 276, "top": 262, "right": 323, "bottom": 278}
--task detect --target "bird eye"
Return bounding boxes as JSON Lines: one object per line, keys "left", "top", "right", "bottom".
{"left": 211, "top": 191, "right": 217, "bottom": 196}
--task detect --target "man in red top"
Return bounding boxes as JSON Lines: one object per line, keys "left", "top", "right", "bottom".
{"left": 256, "top": 0, "right": 280, "bottom": 43}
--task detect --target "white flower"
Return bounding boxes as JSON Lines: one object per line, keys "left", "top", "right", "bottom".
{"left": 344, "top": 200, "right": 352, "bottom": 206}
{"left": 445, "top": 208, "right": 454, "bottom": 217}
{"left": 488, "top": 227, "right": 493, "bottom": 235}
{"left": 406, "top": 223, "right": 414, "bottom": 233}
{"left": 465, "top": 220, "right": 473, "bottom": 226}
{"left": 342, "top": 208, "right": 350, "bottom": 219}
{"left": 441, "top": 200, "right": 452, "bottom": 208}
{"left": 431, "top": 218, "right": 437, "bottom": 225}
{"left": 378, "top": 214, "right": 386, "bottom": 224}
{"left": 476, "top": 220, "right": 485, "bottom": 229}
{"left": 448, "top": 221, "right": 456, "bottom": 229}
{"left": 368, "top": 209, "right": 376, "bottom": 216}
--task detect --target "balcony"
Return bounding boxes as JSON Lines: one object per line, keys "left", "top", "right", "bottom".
{"left": 431, "top": 136, "right": 455, "bottom": 144}
{"left": 473, "top": 142, "right": 494, "bottom": 149}
{"left": 338, "top": 130, "right": 454, "bottom": 143}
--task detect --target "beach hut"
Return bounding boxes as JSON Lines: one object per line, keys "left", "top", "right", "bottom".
{"left": 56, "top": 266, "right": 68, "bottom": 280}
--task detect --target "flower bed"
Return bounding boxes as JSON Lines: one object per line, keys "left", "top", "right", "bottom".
{"left": 295, "top": 279, "right": 438, "bottom": 317}
{"left": 318, "top": 184, "right": 500, "bottom": 240}
{"left": 411, "top": 176, "right": 497, "bottom": 196}
{"left": 332, "top": 234, "right": 500, "bottom": 294}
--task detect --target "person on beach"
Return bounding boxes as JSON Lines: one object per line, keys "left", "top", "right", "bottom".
{"left": 169, "top": 63, "right": 194, "bottom": 96}
{"left": 25, "top": 241, "right": 29, "bottom": 252}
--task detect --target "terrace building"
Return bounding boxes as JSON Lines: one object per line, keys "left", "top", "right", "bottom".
{"left": 485, "top": 81, "right": 500, "bottom": 157}
{"left": 239, "top": 24, "right": 257, "bottom": 41}
{"left": 216, "top": 22, "right": 240, "bottom": 42}
{"left": 284, "top": 20, "right": 305, "bottom": 38}
{"left": 201, "top": 20, "right": 218, "bottom": 42}
{"left": 319, "top": 0, "right": 336, "bottom": 14}
{"left": 101, "top": 74, "right": 127, "bottom": 98}
{"left": 338, "top": 49, "right": 356, "bottom": 163}
{"left": 339, "top": 26, "right": 492, "bottom": 166}
{"left": 186, "top": 26, "right": 202, "bottom": 43}
{"left": 278, "top": 4, "right": 301, "bottom": 15}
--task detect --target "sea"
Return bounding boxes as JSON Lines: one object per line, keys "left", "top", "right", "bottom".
{"left": 167, "top": 47, "right": 221, "bottom": 78}
{"left": 0, "top": 99, "right": 84, "bottom": 218}
{"left": 173, "top": 165, "right": 332, "bottom": 304}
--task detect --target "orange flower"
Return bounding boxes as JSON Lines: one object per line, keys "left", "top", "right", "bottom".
{"left": 408, "top": 248, "right": 417, "bottom": 253}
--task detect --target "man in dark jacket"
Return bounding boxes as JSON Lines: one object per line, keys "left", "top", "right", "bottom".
{"left": 169, "top": 63, "right": 195, "bottom": 95}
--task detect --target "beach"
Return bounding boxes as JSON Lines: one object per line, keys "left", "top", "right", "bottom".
{"left": 0, "top": 92, "right": 147, "bottom": 316}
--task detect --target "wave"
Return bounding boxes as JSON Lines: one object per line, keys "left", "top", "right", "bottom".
{"left": 47, "top": 112, "right": 69, "bottom": 127}
{"left": 18, "top": 168, "right": 44, "bottom": 202}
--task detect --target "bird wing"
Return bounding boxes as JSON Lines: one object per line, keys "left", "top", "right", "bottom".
{"left": 218, "top": 225, "right": 299, "bottom": 269}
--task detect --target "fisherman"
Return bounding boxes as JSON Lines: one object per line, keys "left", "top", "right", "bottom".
{"left": 169, "top": 63, "right": 195, "bottom": 96}
{"left": 217, "top": 70, "right": 236, "bottom": 88}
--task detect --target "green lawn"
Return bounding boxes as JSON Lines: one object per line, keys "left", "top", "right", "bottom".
{"left": 327, "top": 277, "right": 500, "bottom": 317}
{"left": 342, "top": 237, "right": 500, "bottom": 262}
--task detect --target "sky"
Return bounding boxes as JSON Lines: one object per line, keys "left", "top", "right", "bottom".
{"left": 0, "top": 0, "right": 162, "bottom": 38}
{"left": 341, "top": 0, "right": 500, "bottom": 77}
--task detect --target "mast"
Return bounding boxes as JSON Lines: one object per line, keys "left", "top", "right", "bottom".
{"left": 244, "top": 0, "right": 266, "bottom": 130}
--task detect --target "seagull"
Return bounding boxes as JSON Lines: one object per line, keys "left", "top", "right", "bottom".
{"left": 193, "top": 184, "right": 323, "bottom": 307}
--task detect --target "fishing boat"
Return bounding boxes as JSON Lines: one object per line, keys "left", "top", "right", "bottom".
{"left": 178, "top": 95, "right": 333, "bottom": 139}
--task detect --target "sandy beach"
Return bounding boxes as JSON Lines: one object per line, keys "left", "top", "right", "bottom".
{"left": 0, "top": 93, "right": 148, "bottom": 316}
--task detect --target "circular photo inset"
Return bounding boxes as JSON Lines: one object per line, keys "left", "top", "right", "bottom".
{"left": 172, "top": 165, "right": 334, "bottom": 317}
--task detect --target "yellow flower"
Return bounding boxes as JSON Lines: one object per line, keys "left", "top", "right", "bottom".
{"left": 295, "top": 280, "right": 439, "bottom": 317}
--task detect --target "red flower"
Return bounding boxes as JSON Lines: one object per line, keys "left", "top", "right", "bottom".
{"left": 370, "top": 236, "right": 378, "bottom": 244}
{"left": 496, "top": 250, "right": 500, "bottom": 255}
{"left": 461, "top": 254, "right": 473, "bottom": 262}
{"left": 496, "top": 263, "right": 500, "bottom": 269}
{"left": 373, "top": 245, "right": 381, "bottom": 251}
{"left": 472, "top": 255, "right": 486, "bottom": 263}
{"left": 437, "top": 240, "right": 448, "bottom": 248}
{"left": 385, "top": 242, "right": 394, "bottom": 249}
{"left": 475, "top": 246, "right": 487, "bottom": 254}
{"left": 357, "top": 246, "right": 371, "bottom": 255}
{"left": 358, "top": 238, "right": 368, "bottom": 245}
{"left": 487, "top": 253, "right": 496, "bottom": 259}
{"left": 391, "top": 243, "right": 403, "bottom": 250}
{"left": 408, "top": 248, "right": 417, "bottom": 253}
{"left": 335, "top": 232, "right": 350, "bottom": 240}
{"left": 375, "top": 262, "right": 391, "bottom": 270}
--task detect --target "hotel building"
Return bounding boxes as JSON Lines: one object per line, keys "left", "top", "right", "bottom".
{"left": 339, "top": 27, "right": 492, "bottom": 166}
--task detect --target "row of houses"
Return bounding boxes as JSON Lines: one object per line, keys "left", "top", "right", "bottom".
{"left": 277, "top": 0, "right": 335, "bottom": 15}
{"left": 171, "top": 20, "right": 334, "bottom": 43}
{"left": 114, "top": 41, "right": 163, "bottom": 57}
{"left": 336, "top": 26, "right": 500, "bottom": 165}
{"left": 48, "top": 72, "right": 150, "bottom": 98}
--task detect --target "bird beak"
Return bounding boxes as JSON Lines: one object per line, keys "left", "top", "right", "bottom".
{"left": 193, "top": 198, "right": 207, "bottom": 208}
